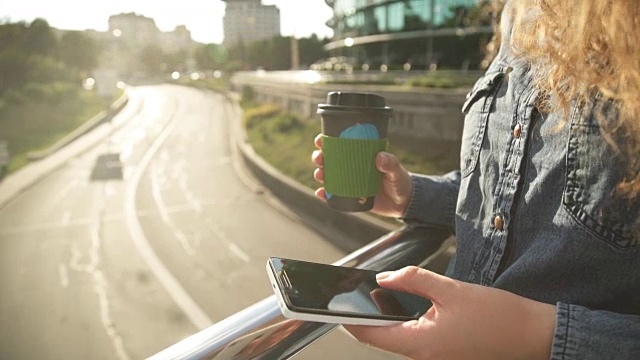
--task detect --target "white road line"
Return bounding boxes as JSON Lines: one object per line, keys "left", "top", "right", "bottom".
{"left": 124, "top": 97, "right": 213, "bottom": 331}
{"left": 227, "top": 243, "right": 251, "bottom": 263}
{"left": 69, "top": 185, "right": 131, "bottom": 360}
{"left": 149, "top": 163, "right": 196, "bottom": 257}
{"left": 61, "top": 211, "right": 71, "bottom": 226}
{"left": 58, "top": 263, "right": 69, "bottom": 288}
{"left": 177, "top": 171, "right": 203, "bottom": 214}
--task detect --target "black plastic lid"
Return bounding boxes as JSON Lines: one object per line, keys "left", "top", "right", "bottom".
{"left": 325, "top": 91, "right": 386, "bottom": 108}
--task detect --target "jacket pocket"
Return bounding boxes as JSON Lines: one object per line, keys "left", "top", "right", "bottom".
{"left": 460, "top": 67, "right": 507, "bottom": 178}
{"left": 563, "top": 103, "right": 640, "bottom": 250}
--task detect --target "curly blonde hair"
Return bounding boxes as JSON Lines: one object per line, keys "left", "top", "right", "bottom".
{"left": 507, "top": 1, "right": 640, "bottom": 197}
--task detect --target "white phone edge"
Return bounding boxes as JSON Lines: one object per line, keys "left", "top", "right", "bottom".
{"left": 266, "top": 260, "right": 407, "bottom": 327}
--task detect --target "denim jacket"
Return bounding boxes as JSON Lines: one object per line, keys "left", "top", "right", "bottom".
{"left": 401, "top": 2, "right": 640, "bottom": 359}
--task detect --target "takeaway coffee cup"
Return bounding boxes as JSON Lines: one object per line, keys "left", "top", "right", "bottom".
{"left": 317, "top": 92, "right": 393, "bottom": 212}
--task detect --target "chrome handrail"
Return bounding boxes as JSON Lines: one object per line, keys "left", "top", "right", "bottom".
{"left": 148, "top": 225, "right": 453, "bottom": 360}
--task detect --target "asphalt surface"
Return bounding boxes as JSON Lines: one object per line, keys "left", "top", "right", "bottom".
{"left": 0, "top": 85, "right": 400, "bottom": 359}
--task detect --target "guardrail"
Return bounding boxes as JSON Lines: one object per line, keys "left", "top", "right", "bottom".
{"left": 147, "top": 86, "right": 455, "bottom": 359}
{"left": 148, "top": 225, "right": 454, "bottom": 360}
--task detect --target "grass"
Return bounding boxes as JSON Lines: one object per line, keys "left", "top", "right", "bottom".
{"left": 0, "top": 88, "right": 106, "bottom": 174}
{"left": 245, "top": 104, "right": 321, "bottom": 189}
{"left": 242, "top": 102, "right": 453, "bottom": 192}
{"left": 406, "top": 72, "right": 479, "bottom": 89}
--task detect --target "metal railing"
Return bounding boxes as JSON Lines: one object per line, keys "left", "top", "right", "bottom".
{"left": 148, "top": 225, "right": 454, "bottom": 360}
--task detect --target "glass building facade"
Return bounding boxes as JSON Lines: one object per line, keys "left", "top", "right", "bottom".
{"left": 323, "top": 0, "right": 493, "bottom": 70}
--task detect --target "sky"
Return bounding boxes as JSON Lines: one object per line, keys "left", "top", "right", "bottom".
{"left": 0, "top": 0, "right": 335, "bottom": 44}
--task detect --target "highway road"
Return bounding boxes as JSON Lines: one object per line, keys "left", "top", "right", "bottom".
{"left": 0, "top": 85, "right": 400, "bottom": 359}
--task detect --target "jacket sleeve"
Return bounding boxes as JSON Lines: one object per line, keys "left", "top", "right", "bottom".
{"left": 551, "top": 302, "right": 640, "bottom": 359}
{"left": 400, "top": 170, "right": 460, "bottom": 233}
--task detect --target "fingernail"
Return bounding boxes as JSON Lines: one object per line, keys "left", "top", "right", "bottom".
{"left": 377, "top": 152, "right": 389, "bottom": 169}
{"left": 376, "top": 271, "right": 393, "bottom": 281}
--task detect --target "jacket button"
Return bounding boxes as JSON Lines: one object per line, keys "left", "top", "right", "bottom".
{"left": 513, "top": 123, "right": 522, "bottom": 138}
{"left": 494, "top": 215, "right": 504, "bottom": 231}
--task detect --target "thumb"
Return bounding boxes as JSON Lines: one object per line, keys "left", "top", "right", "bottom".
{"left": 376, "top": 152, "right": 403, "bottom": 178}
{"left": 376, "top": 266, "right": 452, "bottom": 304}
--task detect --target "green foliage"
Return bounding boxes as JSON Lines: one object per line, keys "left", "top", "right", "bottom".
{"left": 407, "top": 73, "right": 478, "bottom": 88}
{"left": 22, "top": 19, "right": 58, "bottom": 57}
{"left": 195, "top": 44, "right": 229, "bottom": 70}
{"left": 298, "top": 35, "right": 328, "bottom": 68}
{"left": 28, "top": 55, "right": 76, "bottom": 83}
{"left": 227, "top": 35, "right": 327, "bottom": 71}
{"left": 0, "top": 19, "right": 99, "bottom": 96}
{"left": 242, "top": 103, "right": 451, "bottom": 191}
{"left": 244, "top": 105, "right": 321, "bottom": 188}
{"left": 223, "top": 60, "right": 245, "bottom": 73}
{"left": 241, "top": 85, "right": 256, "bottom": 104}
{"left": 23, "top": 82, "right": 79, "bottom": 103}
{"left": 58, "top": 31, "right": 100, "bottom": 71}
{"left": 0, "top": 87, "right": 103, "bottom": 173}
{"left": 139, "top": 44, "right": 165, "bottom": 75}
{"left": 243, "top": 103, "right": 281, "bottom": 128}
{"left": 408, "top": 77, "right": 457, "bottom": 88}
{"left": 0, "top": 18, "right": 103, "bottom": 175}
{"left": 0, "top": 50, "right": 30, "bottom": 94}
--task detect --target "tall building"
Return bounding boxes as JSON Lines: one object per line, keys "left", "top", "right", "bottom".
{"left": 108, "top": 13, "right": 160, "bottom": 46}
{"left": 323, "top": 0, "right": 493, "bottom": 70}
{"left": 222, "top": 0, "right": 281, "bottom": 47}
{"left": 107, "top": 13, "right": 195, "bottom": 52}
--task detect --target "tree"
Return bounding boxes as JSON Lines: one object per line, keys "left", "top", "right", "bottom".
{"left": 22, "top": 19, "right": 57, "bottom": 57}
{"left": 0, "top": 50, "right": 29, "bottom": 95}
{"left": 0, "top": 22, "right": 28, "bottom": 51}
{"left": 59, "top": 31, "right": 100, "bottom": 72}
{"left": 195, "top": 44, "right": 229, "bottom": 70}
{"left": 230, "top": 35, "right": 327, "bottom": 71}
{"left": 139, "top": 44, "right": 164, "bottom": 75}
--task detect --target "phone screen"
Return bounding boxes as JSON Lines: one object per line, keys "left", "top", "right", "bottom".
{"left": 269, "top": 258, "right": 431, "bottom": 321}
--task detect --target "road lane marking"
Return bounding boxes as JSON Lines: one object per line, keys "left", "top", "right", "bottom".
{"left": 124, "top": 96, "right": 213, "bottom": 330}
{"left": 58, "top": 263, "right": 69, "bottom": 288}
{"left": 149, "top": 162, "right": 196, "bottom": 257}
{"left": 177, "top": 170, "right": 203, "bottom": 214}
{"left": 61, "top": 211, "right": 71, "bottom": 226}
{"left": 227, "top": 243, "right": 251, "bottom": 263}
{"left": 68, "top": 185, "right": 131, "bottom": 360}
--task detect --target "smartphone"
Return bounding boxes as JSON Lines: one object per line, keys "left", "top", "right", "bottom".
{"left": 266, "top": 257, "right": 431, "bottom": 326}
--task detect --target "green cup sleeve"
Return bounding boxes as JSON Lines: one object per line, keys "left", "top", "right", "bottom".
{"left": 321, "top": 135, "right": 388, "bottom": 197}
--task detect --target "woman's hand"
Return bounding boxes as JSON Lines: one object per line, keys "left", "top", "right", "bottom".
{"left": 311, "top": 134, "right": 413, "bottom": 218}
{"left": 344, "top": 267, "right": 556, "bottom": 360}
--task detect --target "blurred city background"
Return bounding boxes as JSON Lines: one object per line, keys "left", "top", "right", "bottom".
{"left": 0, "top": 0, "right": 490, "bottom": 359}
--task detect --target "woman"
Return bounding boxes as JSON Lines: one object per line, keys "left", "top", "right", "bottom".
{"left": 312, "top": 1, "right": 640, "bottom": 358}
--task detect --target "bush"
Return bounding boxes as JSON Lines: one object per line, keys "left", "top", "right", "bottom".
{"left": 244, "top": 103, "right": 282, "bottom": 128}
{"left": 21, "top": 82, "right": 78, "bottom": 103}
{"left": 408, "top": 77, "right": 456, "bottom": 88}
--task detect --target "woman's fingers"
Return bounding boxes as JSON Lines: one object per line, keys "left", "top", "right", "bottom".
{"left": 311, "top": 149, "right": 323, "bottom": 167}
{"left": 376, "top": 266, "right": 455, "bottom": 304}
{"left": 314, "top": 187, "right": 327, "bottom": 200}
{"left": 313, "top": 168, "right": 324, "bottom": 183}
{"left": 313, "top": 134, "right": 325, "bottom": 198}
{"left": 314, "top": 133, "right": 323, "bottom": 149}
